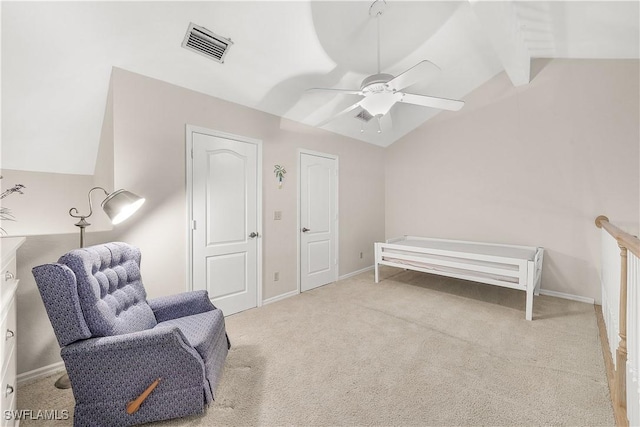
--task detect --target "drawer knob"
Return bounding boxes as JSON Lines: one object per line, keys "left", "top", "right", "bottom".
{"left": 6, "top": 329, "right": 14, "bottom": 340}
{"left": 5, "top": 384, "right": 14, "bottom": 397}
{"left": 4, "top": 271, "right": 15, "bottom": 281}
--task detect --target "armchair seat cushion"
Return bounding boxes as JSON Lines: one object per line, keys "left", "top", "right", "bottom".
{"left": 155, "top": 308, "right": 225, "bottom": 360}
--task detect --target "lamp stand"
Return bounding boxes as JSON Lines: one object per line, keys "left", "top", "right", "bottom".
{"left": 55, "top": 219, "right": 89, "bottom": 390}
{"left": 74, "top": 217, "right": 90, "bottom": 248}
{"left": 55, "top": 374, "right": 71, "bottom": 389}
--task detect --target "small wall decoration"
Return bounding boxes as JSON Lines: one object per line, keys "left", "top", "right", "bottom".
{"left": 274, "top": 165, "right": 287, "bottom": 189}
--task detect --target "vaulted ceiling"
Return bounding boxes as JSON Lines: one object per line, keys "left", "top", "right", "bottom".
{"left": 2, "top": 1, "right": 638, "bottom": 175}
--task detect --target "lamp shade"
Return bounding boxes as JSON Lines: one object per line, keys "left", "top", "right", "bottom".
{"left": 101, "top": 189, "right": 145, "bottom": 225}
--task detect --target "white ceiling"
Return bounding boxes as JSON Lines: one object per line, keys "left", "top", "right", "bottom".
{"left": 2, "top": 1, "right": 638, "bottom": 175}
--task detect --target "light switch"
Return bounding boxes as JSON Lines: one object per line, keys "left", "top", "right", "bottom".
{"left": 274, "top": 211, "right": 282, "bottom": 220}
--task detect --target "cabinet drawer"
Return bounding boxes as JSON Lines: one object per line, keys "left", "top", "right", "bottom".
{"left": 0, "top": 345, "right": 16, "bottom": 427}
{"left": 0, "top": 256, "right": 17, "bottom": 306}
{"left": 1, "top": 298, "right": 16, "bottom": 379}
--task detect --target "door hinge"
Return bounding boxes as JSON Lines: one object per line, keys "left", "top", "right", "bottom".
{"left": 191, "top": 220, "right": 197, "bottom": 230}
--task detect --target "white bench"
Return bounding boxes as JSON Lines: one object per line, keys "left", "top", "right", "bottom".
{"left": 374, "top": 236, "right": 544, "bottom": 320}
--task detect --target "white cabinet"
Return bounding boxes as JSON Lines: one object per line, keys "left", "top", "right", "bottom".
{"left": 1, "top": 237, "right": 25, "bottom": 427}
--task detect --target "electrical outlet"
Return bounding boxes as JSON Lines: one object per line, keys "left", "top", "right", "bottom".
{"left": 274, "top": 211, "right": 282, "bottom": 220}
{"left": 360, "top": 252, "right": 363, "bottom": 259}
{"left": 274, "top": 272, "right": 279, "bottom": 281}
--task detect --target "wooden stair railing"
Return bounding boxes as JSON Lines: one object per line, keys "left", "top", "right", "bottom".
{"left": 596, "top": 215, "right": 640, "bottom": 427}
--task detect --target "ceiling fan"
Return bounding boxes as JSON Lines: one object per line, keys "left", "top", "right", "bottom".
{"left": 307, "top": 0, "right": 464, "bottom": 132}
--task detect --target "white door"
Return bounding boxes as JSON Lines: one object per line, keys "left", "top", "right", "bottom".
{"left": 299, "top": 151, "right": 338, "bottom": 292}
{"left": 190, "top": 128, "right": 261, "bottom": 316}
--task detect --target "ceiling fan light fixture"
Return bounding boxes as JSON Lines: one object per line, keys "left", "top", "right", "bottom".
{"left": 360, "top": 92, "right": 402, "bottom": 117}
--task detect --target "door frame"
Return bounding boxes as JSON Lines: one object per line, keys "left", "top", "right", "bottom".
{"left": 297, "top": 149, "right": 339, "bottom": 294}
{"left": 185, "top": 124, "right": 263, "bottom": 308}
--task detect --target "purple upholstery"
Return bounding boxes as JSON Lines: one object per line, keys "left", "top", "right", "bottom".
{"left": 32, "top": 242, "right": 229, "bottom": 426}
{"left": 155, "top": 309, "right": 228, "bottom": 402}
{"left": 148, "top": 290, "right": 216, "bottom": 323}
{"left": 32, "top": 264, "right": 92, "bottom": 346}
{"left": 58, "top": 242, "right": 157, "bottom": 336}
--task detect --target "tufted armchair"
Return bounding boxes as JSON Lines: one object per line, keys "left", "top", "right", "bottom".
{"left": 32, "top": 242, "right": 229, "bottom": 426}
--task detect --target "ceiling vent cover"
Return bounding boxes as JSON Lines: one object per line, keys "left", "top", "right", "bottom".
{"left": 355, "top": 109, "right": 374, "bottom": 122}
{"left": 182, "top": 22, "right": 233, "bottom": 63}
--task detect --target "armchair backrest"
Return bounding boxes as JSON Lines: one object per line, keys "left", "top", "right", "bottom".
{"left": 34, "top": 242, "right": 157, "bottom": 346}
{"left": 33, "top": 263, "right": 93, "bottom": 346}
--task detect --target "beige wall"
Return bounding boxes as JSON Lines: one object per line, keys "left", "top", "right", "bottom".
{"left": 385, "top": 59, "right": 640, "bottom": 302}
{"left": 109, "top": 68, "right": 386, "bottom": 300}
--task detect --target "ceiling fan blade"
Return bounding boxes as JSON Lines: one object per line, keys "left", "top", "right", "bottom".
{"left": 315, "top": 101, "right": 362, "bottom": 128}
{"left": 399, "top": 93, "right": 464, "bottom": 111}
{"left": 306, "top": 88, "right": 364, "bottom": 96}
{"left": 386, "top": 60, "right": 441, "bottom": 92}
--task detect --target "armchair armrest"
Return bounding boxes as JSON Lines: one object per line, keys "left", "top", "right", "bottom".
{"left": 61, "top": 327, "right": 206, "bottom": 404}
{"left": 148, "top": 290, "right": 217, "bottom": 322}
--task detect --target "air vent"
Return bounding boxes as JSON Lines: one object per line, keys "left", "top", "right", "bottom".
{"left": 354, "top": 109, "right": 374, "bottom": 122}
{"left": 182, "top": 23, "right": 233, "bottom": 63}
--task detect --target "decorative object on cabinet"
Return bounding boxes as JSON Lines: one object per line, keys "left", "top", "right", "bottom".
{"left": 68, "top": 187, "right": 145, "bottom": 248}
{"left": 274, "top": 165, "right": 286, "bottom": 189}
{"left": 32, "top": 242, "right": 230, "bottom": 426}
{"left": 0, "top": 176, "right": 26, "bottom": 235}
{"left": 1, "top": 236, "right": 25, "bottom": 427}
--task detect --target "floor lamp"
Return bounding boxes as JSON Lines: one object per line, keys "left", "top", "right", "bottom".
{"left": 55, "top": 186, "right": 146, "bottom": 389}
{"left": 69, "top": 187, "right": 146, "bottom": 248}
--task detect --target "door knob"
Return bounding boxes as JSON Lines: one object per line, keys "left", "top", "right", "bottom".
{"left": 302, "top": 227, "right": 310, "bottom": 233}
{"left": 249, "top": 232, "right": 259, "bottom": 238}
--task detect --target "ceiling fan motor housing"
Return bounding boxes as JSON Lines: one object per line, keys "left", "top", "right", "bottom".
{"left": 360, "top": 73, "right": 395, "bottom": 92}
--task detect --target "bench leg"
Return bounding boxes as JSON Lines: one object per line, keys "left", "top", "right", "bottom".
{"left": 525, "top": 286, "right": 534, "bottom": 321}
{"left": 374, "top": 263, "right": 379, "bottom": 283}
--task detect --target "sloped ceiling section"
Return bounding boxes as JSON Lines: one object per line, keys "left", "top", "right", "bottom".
{"left": 1, "top": 1, "right": 638, "bottom": 175}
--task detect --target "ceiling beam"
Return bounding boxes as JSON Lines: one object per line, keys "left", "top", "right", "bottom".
{"left": 469, "top": 0, "right": 531, "bottom": 86}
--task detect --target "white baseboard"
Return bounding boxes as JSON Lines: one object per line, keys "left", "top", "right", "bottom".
{"left": 262, "top": 289, "right": 299, "bottom": 306}
{"left": 17, "top": 361, "right": 66, "bottom": 385}
{"left": 262, "top": 266, "right": 374, "bottom": 304}
{"left": 539, "top": 289, "right": 595, "bottom": 304}
{"left": 338, "top": 265, "right": 374, "bottom": 281}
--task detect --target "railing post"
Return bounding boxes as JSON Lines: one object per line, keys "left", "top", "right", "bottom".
{"left": 617, "top": 243, "right": 629, "bottom": 426}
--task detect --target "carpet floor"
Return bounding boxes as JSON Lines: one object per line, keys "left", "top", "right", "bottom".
{"left": 18, "top": 267, "right": 614, "bottom": 426}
